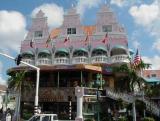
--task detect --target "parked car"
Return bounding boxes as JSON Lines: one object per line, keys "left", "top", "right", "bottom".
{"left": 27, "top": 114, "right": 58, "bottom": 121}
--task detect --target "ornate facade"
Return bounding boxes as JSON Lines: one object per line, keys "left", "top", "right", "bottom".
{"left": 10, "top": 5, "right": 160, "bottom": 121}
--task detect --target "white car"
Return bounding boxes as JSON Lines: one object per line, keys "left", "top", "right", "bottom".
{"left": 27, "top": 114, "right": 58, "bottom": 121}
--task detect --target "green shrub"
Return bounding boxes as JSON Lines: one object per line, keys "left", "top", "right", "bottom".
{"left": 118, "top": 116, "right": 127, "bottom": 121}
{"left": 84, "top": 118, "right": 94, "bottom": 121}
{"left": 142, "top": 117, "right": 155, "bottom": 121}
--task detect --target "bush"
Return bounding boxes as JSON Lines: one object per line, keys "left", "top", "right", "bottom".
{"left": 142, "top": 117, "right": 155, "bottom": 121}
{"left": 84, "top": 119, "right": 94, "bottom": 121}
{"left": 118, "top": 116, "right": 127, "bottom": 121}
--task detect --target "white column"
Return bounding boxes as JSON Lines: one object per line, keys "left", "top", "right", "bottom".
{"left": 69, "top": 101, "right": 72, "bottom": 120}
{"left": 75, "top": 87, "right": 84, "bottom": 121}
{"left": 77, "top": 96, "right": 83, "bottom": 118}
{"left": 133, "top": 101, "right": 136, "bottom": 121}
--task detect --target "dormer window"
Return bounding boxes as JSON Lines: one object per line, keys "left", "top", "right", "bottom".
{"left": 67, "top": 28, "right": 76, "bottom": 34}
{"left": 34, "top": 31, "right": 43, "bottom": 38}
{"left": 102, "top": 25, "right": 112, "bottom": 32}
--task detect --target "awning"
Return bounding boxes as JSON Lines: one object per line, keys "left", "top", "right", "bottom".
{"left": 93, "top": 46, "right": 107, "bottom": 52}
{"left": 111, "top": 45, "right": 127, "bottom": 50}
{"left": 21, "top": 50, "right": 34, "bottom": 55}
{"left": 74, "top": 48, "right": 88, "bottom": 53}
{"left": 56, "top": 48, "right": 69, "bottom": 53}
{"left": 144, "top": 77, "right": 160, "bottom": 83}
{"left": 38, "top": 49, "right": 51, "bottom": 54}
{"left": 76, "top": 64, "right": 102, "bottom": 72}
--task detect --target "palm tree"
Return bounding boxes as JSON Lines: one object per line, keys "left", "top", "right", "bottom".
{"left": 112, "top": 64, "right": 146, "bottom": 92}
{"left": 8, "top": 70, "right": 32, "bottom": 120}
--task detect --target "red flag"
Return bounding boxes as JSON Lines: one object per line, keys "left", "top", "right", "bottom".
{"left": 102, "top": 33, "right": 108, "bottom": 44}
{"left": 64, "top": 35, "right": 70, "bottom": 43}
{"left": 84, "top": 34, "right": 89, "bottom": 45}
{"left": 30, "top": 38, "right": 34, "bottom": 48}
{"left": 46, "top": 34, "right": 54, "bottom": 48}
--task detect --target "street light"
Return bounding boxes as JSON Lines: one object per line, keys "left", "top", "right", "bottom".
{"left": 0, "top": 52, "right": 40, "bottom": 115}
{"left": 5, "top": 89, "right": 9, "bottom": 110}
{"left": 94, "top": 73, "right": 103, "bottom": 121}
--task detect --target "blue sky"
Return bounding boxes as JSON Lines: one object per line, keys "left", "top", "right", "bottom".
{"left": 0, "top": 0, "right": 160, "bottom": 85}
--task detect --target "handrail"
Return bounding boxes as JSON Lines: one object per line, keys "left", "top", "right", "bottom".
{"left": 105, "top": 88, "right": 160, "bottom": 117}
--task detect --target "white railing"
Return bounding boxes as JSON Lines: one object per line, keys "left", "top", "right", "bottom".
{"left": 54, "top": 57, "right": 69, "bottom": 65}
{"left": 105, "top": 88, "right": 160, "bottom": 117}
{"left": 20, "top": 59, "right": 35, "bottom": 66}
{"left": 137, "top": 96, "right": 160, "bottom": 116}
{"left": 106, "top": 88, "right": 134, "bottom": 103}
{"left": 72, "top": 56, "right": 88, "bottom": 64}
{"left": 110, "top": 55, "right": 129, "bottom": 64}
{"left": 37, "top": 58, "right": 52, "bottom": 65}
{"left": 91, "top": 55, "right": 109, "bottom": 64}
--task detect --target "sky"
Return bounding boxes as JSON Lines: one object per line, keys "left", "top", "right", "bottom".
{"left": 0, "top": 0, "right": 160, "bottom": 85}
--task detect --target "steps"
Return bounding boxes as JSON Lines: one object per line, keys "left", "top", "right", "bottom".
{"left": 105, "top": 88, "right": 160, "bottom": 117}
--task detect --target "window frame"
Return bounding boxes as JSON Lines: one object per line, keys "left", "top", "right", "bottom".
{"left": 102, "top": 25, "right": 112, "bottom": 32}
{"left": 67, "top": 28, "right": 76, "bottom": 34}
{"left": 34, "top": 31, "right": 43, "bottom": 38}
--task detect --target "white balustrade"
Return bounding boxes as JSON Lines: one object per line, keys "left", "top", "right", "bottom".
{"left": 72, "top": 56, "right": 88, "bottom": 64}
{"left": 54, "top": 57, "right": 69, "bottom": 65}
{"left": 37, "top": 58, "right": 52, "bottom": 65}
{"left": 20, "top": 59, "right": 35, "bottom": 66}
{"left": 91, "top": 55, "right": 109, "bottom": 64}
{"left": 110, "top": 55, "right": 129, "bottom": 63}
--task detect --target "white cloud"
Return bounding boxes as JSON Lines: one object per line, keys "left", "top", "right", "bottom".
{"left": 31, "top": 3, "right": 64, "bottom": 29}
{"left": 110, "top": 0, "right": 141, "bottom": 7}
{"left": 129, "top": 1, "right": 160, "bottom": 52}
{"left": 0, "top": 10, "right": 27, "bottom": 53}
{"left": 129, "top": 3, "right": 159, "bottom": 26}
{"left": 0, "top": 76, "right": 6, "bottom": 85}
{"left": 0, "top": 61, "right": 2, "bottom": 74}
{"left": 76, "top": 0, "right": 102, "bottom": 17}
{"left": 152, "top": 39, "right": 160, "bottom": 51}
{"left": 132, "top": 40, "right": 140, "bottom": 49}
{"left": 142, "top": 55, "right": 160, "bottom": 70}
{"left": 110, "top": 0, "right": 126, "bottom": 7}
{"left": 130, "top": 30, "right": 141, "bottom": 49}
{"left": 0, "top": 62, "right": 6, "bottom": 85}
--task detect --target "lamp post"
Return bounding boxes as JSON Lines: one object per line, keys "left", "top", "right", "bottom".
{"left": 95, "top": 73, "right": 103, "bottom": 121}
{"left": 5, "top": 89, "right": 9, "bottom": 110}
{"left": 0, "top": 52, "right": 40, "bottom": 114}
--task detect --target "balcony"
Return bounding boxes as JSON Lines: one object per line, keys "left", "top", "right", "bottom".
{"left": 22, "top": 87, "right": 75, "bottom": 102}
{"left": 110, "top": 55, "right": 129, "bottom": 64}
{"left": 54, "top": 57, "right": 69, "bottom": 65}
{"left": 37, "top": 58, "right": 52, "bottom": 65}
{"left": 91, "top": 55, "right": 109, "bottom": 64}
{"left": 20, "top": 59, "right": 35, "bottom": 66}
{"left": 72, "top": 56, "right": 89, "bottom": 64}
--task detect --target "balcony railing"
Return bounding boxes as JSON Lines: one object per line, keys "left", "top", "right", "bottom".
{"left": 110, "top": 55, "right": 129, "bottom": 64}
{"left": 54, "top": 57, "right": 69, "bottom": 65}
{"left": 20, "top": 55, "right": 131, "bottom": 66}
{"left": 72, "top": 56, "right": 89, "bottom": 64}
{"left": 91, "top": 55, "right": 109, "bottom": 64}
{"left": 22, "top": 87, "right": 75, "bottom": 102}
{"left": 37, "top": 58, "right": 52, "bottom": 65}
{"left": 20, "top": 59, "right": 35, "bottom": 66}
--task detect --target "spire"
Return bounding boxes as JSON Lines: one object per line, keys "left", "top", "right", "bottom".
{"left": 36, "top": 10, "right": 45, "bottom": 18}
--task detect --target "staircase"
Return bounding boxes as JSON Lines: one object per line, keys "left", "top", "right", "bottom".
{"left": 105, "top": 88, "right": 160, "bottom": 117}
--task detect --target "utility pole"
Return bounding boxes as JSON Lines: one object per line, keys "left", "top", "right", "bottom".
{"left": 0, "top": 52, "right": 40, "bottom": 114}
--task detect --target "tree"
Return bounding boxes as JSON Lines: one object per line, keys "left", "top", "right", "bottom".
{"left": 8, "top": 70, "right": 32, "bottom": 120}
{"left": 112, "top": 64, "right": 145, "bottom": 92}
